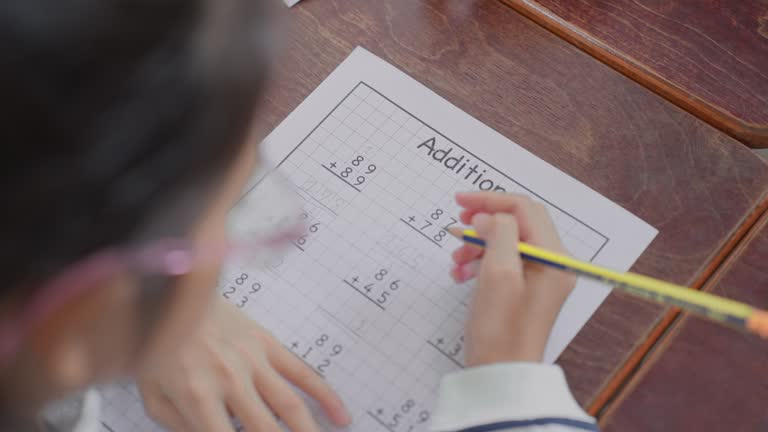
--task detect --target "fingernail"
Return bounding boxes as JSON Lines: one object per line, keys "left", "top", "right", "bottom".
{"left": 333, "top": 401, "right": 352, "bottom": 426}
{"left": 338, "top": 408, "right": 352, "bottom": 426}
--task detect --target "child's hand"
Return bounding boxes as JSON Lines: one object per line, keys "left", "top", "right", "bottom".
{"left": 137, "top": 298, "right": 351, "bottom": 432}
{"left": 451, "top": 192, "right": 577, "bottom": 365}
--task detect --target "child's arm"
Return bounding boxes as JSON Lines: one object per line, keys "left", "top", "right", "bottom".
{"left": 431, "top": 192, "right": 597, "bottom": 432}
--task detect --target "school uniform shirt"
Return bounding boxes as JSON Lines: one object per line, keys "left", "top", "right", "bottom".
{"left": 39, "top": 390, "right": 101, "bottom": 432}
{"left": 431, "top": 363, "right": 598, "bottom": 432}
{"left": 39, "top": 363, "right": 596, "bottom": 432}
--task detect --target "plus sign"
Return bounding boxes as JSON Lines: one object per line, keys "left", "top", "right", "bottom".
{"left": 291, "top": 342, "right": 299, "bottom": 349}
{"left": 408, "top": 216, "right": 416, "bottom": 222}
{"left": 351, "top": 276, "right": 359, "bottom": 284}
{"left": 376, "top": 409, "right": 384, "bottom": 416}
{"left": 436, "top": 338, "right": 444, "bottom": 345}
{"left": 330, "top": 162, "right": 337, "bottom": 169}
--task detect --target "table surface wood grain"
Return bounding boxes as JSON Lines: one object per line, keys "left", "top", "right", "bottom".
{"left": 254, "top": 0, "right": 768, "bottom": 414}
{"left": 601, "top": 209, "right": 768, "bottom": 431}
{"left": 499, "top": 0, "right": 768, "bottom": 148}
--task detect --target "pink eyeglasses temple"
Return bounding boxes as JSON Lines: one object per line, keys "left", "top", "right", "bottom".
{"left": 0, "top": 225, "right": 302, "bottom": 364}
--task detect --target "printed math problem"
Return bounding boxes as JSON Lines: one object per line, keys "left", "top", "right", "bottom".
{"left": 322, "top": 155, "right": 377, "bottom": 192}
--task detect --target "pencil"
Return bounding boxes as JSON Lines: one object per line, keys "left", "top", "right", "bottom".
{"left": 451, "top": 228, "right": 768, "bottom": 339}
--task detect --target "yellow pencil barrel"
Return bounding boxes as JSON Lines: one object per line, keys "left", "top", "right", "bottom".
{"left": 461, "top": 229, "right": 766, "bottom": 338}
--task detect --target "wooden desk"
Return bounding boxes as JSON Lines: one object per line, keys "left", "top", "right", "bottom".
{"left": 257, "top": 0, "right": 768, "bottom": 413}
{"left": 601, "top": 208, "right": 768, "bottom": 431}
{"left": 499, "top": 0, "right": 768, "bottom": 148}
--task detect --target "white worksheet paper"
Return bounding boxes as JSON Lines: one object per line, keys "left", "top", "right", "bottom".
{"left": 100, "top": 47, "right": 657, "bottom": 431}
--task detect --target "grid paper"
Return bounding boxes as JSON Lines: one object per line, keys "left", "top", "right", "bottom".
{"left": 99, "top": 81, "right": 607, "bottom": 432}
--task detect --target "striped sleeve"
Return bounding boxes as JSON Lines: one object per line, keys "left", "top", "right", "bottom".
{"left": 430, "top": 363, "right": 598, "bottom": 432}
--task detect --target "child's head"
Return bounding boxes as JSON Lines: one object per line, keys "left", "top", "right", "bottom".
{"left": 0, "top": 0, "right": 271, "bottom": 415}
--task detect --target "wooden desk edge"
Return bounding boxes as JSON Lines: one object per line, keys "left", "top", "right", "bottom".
{"left": 588, "top": 192, "right": 768, "bottom": 417}
{"left": 498, "top": 0, "right": 768, "bottom": 149}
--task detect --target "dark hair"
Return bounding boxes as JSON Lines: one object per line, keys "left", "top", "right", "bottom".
{"left": 0, "top": 0, "right": 270, "bottom": 297}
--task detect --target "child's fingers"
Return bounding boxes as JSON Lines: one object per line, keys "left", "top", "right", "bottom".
{"left": 227, "top": 384, "right": 282, "bottom": 432}
{"left": 457, "top": 191, "right": 524, "bottom": 211}
{"left": 473, "top": 213, "right": 523, "bottom": 281}
{"left": 452, "top": 244, "right": 484, "bottom": 265}
{"left": 268, "top": 341, "right": 351, "bottom": 426}
{"left": 252, "top": 367, "right": 318, "bottom": 432}
{"left": 457, "top": 192, "right": 544, "bottom": 243}
{"left": 138, "top": 386, "right": 190, "bottom": 432}
{"left": 459, "top": 209, "right": 474, "bottom": 225}
{"left": 187, "top": 398, "right": 239, "bottom": 432}
{"left": 451, "top": 259, "right": 481, "bottom": 283}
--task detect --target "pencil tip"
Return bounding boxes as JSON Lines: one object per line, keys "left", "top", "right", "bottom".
{"left": 447, "top": 226, "right": 464, "bottom": 238}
